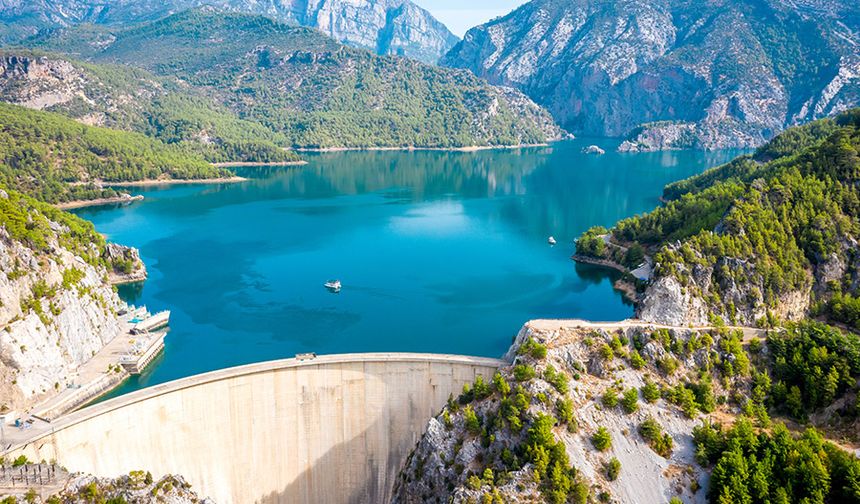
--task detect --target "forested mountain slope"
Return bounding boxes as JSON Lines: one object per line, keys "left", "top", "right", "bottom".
{"left": 0, "top": 0, "right": 458, "bottom": 63}
{"left": 0, "top": 51, "right": 302, "bottom": 164}
{"left": 576, "top": 109, "right": 860, "bottom": 328}
{"left": 0, "top": 103, "right": 232, "bottom": 203}
{"left": 443, "top": 0, "right": 860, "bottom": 151}
{"left": 18, "top": 9, "right": 563, "bottom": 149}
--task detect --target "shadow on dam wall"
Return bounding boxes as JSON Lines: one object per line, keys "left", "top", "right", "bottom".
{"left": 261, "top": 416, "right": 383, "bottom": 504}
{"left": 9, "top": 353, "right": 503, "bottom": 503}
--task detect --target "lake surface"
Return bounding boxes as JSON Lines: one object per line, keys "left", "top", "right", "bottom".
{"left": 73, "top": 139, "right": 743, "bottom": 396}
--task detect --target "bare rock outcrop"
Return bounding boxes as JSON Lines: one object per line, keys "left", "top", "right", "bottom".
{"left": 637, "top": 245, "right": 811, "bottom": 327}
{"left": 104, "top": 242, "right": 147, "bottom": 284}
{"left": 392, "top": 322, "right": 746, "bottom": 504}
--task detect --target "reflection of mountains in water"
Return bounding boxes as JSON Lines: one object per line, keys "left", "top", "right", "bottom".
{"left": 225, "top": 141, "right": 745, "bottom": 244}
{"left": 235, "top": 147, "right": 551, "bottom": 200}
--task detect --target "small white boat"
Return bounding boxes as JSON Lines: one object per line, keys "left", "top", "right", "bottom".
{"left": 324, "top": 280, "right": 342, "bottom": 292}
{"left": 548, "top": 236, "right": 557, "bottom": 245}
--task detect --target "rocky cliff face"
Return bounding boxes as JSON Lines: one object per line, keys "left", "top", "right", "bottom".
{"left": 0, "top": 189, "right": 129, "bottom": 414}
{"left": 442, "top": 0, "right": 860, "bottom": 150}
{"left": 0, "top": 53, "right": 163, "bottom": 128}
{"left": 0, "top": 0, "right": 458, "bottom": 63}
{"left": 104, "top": 242, "right": 147, "bottom": 284}
{"left": 636, "top": 246, "right": 813, "bottom": 327}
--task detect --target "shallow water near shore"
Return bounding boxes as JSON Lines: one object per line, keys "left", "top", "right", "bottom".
{"left": 73, "top": 139, "right": 744, "bottom": 398}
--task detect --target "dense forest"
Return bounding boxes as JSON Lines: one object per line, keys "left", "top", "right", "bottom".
{"left": 0, "top": 103, "right": 233, "bottom": 203}
{"left": 577, "top": 110, "right": 860, "bottom": 326}
{"left": 683, "top": 321, "right": 860, "bottom": 503}
{"left": 694, "top": 419, "right": 860, "bottom": 504}
{"left": 23, "top": 9, "right": 562, "bottom": 149}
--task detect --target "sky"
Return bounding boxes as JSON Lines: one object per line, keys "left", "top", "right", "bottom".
{"left": 412, "top": 0, "right": 528, "bottom": 37}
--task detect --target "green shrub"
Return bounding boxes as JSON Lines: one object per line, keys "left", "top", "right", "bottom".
{"left": 556, "top": 398, "right": 574, "bottom": 424}
{"left": 639, "top": 417, "right": 673, "bottom": 458}
{"left": 658, "top": 356, "right": 679, "bottom": 376}
{"left": 629, "top": 350, "right": 646, "bottom": 369}
{"left": 513, "top": 364, "right": 536, "bottom": 382}
{"left": 602, "top": 389, "right": 619, "bottom": 408}
{"left": 467, "top": 474, "right": 482, "bottom": 490}
{"left": 518, "top": 337, "right": 548, "bottom": 360}
{"left": 592, "top": 427, "right": 612, "bottom": 451}
{"left": 493, "top": 372, "right": 511, "bottom": 396}
{"left": 606, "top": 457, "right": 621, "bottom": 481}
{"left": 463, "top": 405, "right": 481, "bottom": 435}
{"left": 472, "top": 375, "right": 491, "bottom": 401}
{"left": 641, "top": 379, "right": 661, "bottom": 403}
{"left": 621, "top": 388, "right": 639, "bottom": 414}
{"left": 599, "top": 344, "right": 614, "bottom": 361}
{"left": 543, "top": 365, "right": 569, "bottom": 394}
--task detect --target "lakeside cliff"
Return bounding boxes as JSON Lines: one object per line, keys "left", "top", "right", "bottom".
{"left": 576, "top": 110, "right": 860, "bottom": 328}
{"left": 0, "top": 187, "right": 140, "bottom": 414}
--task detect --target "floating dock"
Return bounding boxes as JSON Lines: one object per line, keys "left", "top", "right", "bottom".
{"left": 130, "top": 310, "right": 170, "bottom": 334}
{"left": 120, "top": 307, "right": 169, "bottom": 374}
{"left": 119, "top": 331, "right": 166, "bottom": 374}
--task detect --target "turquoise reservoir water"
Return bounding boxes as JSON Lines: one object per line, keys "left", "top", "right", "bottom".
{"left": 73, "top": 139, "right": 742, "bottom": 395}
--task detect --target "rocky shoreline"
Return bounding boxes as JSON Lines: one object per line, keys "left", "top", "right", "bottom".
{"left": 55, "top": 194, "right": 144, "bottom": 210}
{"left": 572, "top": 254, "right": 640, "bottom": 303}
{"left": 105, "top": 176, "right": 247, "bottom": 187}
{"left": 211, "top": 160, "right": 307, "bottom": 167}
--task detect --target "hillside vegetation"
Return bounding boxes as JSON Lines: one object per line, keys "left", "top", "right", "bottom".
{"left": 0, "top": 103, "right": 231, "bottom": 203}
{"left": 395, "top": 321, "right": 860, "bottom": 503}
{"left": 577, "top": 109, "right": 860, "bottom": 327}
{"left": 0, "top": 50, "right": 302, "bottom": 164}
{"left": 0, "top": 182, "right": 107, "bottom": 262}
{"left": 25, "top": 9, "right": 563, "bottom": 149}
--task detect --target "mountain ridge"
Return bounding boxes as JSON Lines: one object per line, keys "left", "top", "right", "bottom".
{"left": 0, "top": 0, "right": 459, "bottom": 63}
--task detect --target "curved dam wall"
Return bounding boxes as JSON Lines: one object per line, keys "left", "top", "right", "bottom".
{"left": 11, "top": 353, "right": 503, "bottom": 503}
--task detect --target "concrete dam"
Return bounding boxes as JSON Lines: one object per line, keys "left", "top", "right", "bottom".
{"left": 8, "top": 353, "right": 503, "bottom": 503}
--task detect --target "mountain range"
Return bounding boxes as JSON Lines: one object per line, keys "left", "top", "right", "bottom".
{"left": 0, "top": 0, "right": 458, "bottom": 63}
{"left": 0, "top": 9, "right": 562, "bottom": 152}
{"left": 442, "top": 0, "right": 860, "bottom": 150}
